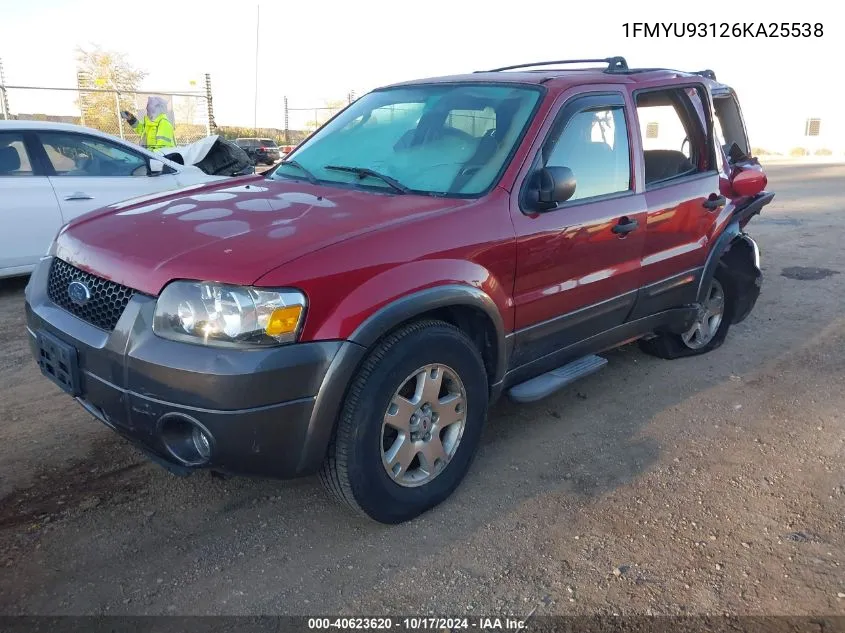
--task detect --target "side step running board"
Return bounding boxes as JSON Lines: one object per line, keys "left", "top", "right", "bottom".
{"left": 507, "top": 354, "right": 608, "bottom": 403}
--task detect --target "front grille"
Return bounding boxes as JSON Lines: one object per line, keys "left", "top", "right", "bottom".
{"left": 47, "top": 259, "right": 135, "bottom": 331}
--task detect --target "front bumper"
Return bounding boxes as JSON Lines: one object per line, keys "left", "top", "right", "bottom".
{"left": 25, "top": 257, "right": 366, "bottom": 479}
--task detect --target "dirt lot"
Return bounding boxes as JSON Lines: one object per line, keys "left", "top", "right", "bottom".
{"left": 1, "top": 163, "right": 844, "bottom": 617}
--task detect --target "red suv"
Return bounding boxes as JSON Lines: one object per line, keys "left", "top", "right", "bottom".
{"left": 26, "top": 57, "right": 773, "bottom": 523}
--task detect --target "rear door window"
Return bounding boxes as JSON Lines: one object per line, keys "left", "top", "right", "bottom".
{"left": 635, "top": 85, "right": 714, "bottom": 186}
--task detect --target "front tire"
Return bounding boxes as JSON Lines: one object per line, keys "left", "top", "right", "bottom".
{"left": 320, "top": 320, "right": 488, "bottom": 524}
{"left": 639, "top": 267, "right": 737, "bottom": 360}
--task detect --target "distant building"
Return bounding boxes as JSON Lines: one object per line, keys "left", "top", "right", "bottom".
{"left": 743, "top": 98, "right": 844, "bottom": 157}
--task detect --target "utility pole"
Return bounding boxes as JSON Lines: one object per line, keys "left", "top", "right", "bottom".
{"left": 253, "top": 3, "right": 260, "bottom": 134}
{"left": 0, "top": 58, "right": 10, "bottom": 120}
{"left": 204, "top": 73, "right": 216, "bottom": 135}
{"left": 284, "top": 96, "right": 289, "bottom": 145}
{"left": 76, "top": 70, "right": 91, "bottom": 126}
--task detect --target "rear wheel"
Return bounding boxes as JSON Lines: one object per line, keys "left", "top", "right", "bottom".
{"left": 639, "top": 268, "right": 736, "bottom": 360}
{"left": 320, "top": 320, "right": 488, "bottom": 524}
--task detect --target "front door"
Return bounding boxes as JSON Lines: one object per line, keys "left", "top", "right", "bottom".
{"left": 0, "top": 130, "right": 63, "bottom": 274}
{"left": 35, "top": 131, "right": 184, "bottom": 220}
{"left": 509, "top": 90, "right": 647, "bottom": 368}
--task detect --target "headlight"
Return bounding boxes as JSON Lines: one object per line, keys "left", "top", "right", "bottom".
{"left": 153, "top": 281, "right": 306, "bottom": 347}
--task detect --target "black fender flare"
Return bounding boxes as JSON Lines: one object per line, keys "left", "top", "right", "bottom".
{"left": 295, "top": 285, "right": 509, "bottom": 473}
{"left": 348, "top": 284, "right": 509, "bottom": 386}
{"left": 698, "top": 227, "right": 764, "bottom": 325}
{"left": 697, "top": 220, "right": 742, "bottom": 303}
{"left": 697, "top": 192, "right": 772, "bottom": 305}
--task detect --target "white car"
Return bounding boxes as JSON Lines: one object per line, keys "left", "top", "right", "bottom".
{"left": 0, "top": 120, "right": 226, "bottom": 279}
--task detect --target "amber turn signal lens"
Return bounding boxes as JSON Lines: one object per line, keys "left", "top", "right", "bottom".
{"left": 265, "top": 306, "right": 303, "bottom": 337}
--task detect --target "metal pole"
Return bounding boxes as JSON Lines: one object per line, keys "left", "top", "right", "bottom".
{"left": 204, "top": 73, "right": 216, "bottom": 133}
{"left": 0, "top": 58, "right": 9, "bottom": 120}
{"left": 76, "top": 71, "right": 88, "bottom": 126}
{"left": 114, "top": 90, "right": 125, "bottom": 139}
{"left": 253, "top": 3, "right": 260, "bottom": 134}
{"left": 204, "top": 96, "right": 211, "bottom": 137}
{"left": 284, "top": 96, "right": 289, "bottom": 145}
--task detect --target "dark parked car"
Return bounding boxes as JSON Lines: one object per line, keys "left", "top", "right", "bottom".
{"left": 234, "top": 137, "right": 281, "bottom": 165}
{"left": 26, "top": 57, "right": 772, "bottom": 524}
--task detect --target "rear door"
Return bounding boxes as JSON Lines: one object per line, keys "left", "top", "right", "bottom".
{"left": 627, "top": 84, "right": 723, "bottom": 319}
{"left": 0, "top": 130, "right": 63, "bottom": 274}
{"left": 34, "top": 131, "right": 184, "bottom": 220}
{"left": 509, "top": 90, "right": 647, "bottom": 368}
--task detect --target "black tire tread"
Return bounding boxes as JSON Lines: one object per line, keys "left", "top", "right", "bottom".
{"left": 319, "top": 319, "right": 475, "bottom": 518}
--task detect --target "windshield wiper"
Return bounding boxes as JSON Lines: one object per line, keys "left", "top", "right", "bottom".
{"left": 324, "top": 165, "right": 410, "bottom": 194}
{"left": 275, "top": 159, "right": 317, "bottom": 184}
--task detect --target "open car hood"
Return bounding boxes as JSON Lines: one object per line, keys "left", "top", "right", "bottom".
{"left": 162, "top": 135, "right": 255, "bottom": 177}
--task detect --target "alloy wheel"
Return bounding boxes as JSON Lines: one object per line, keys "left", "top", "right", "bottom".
{"left": 380, "top": 364, "right": 467, "bottom": 487}
{"left": 682, "top": 278, "right": 726, "bottom": 349}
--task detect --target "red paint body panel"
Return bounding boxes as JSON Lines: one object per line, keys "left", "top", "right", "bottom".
{"left": 255, "top": 188, "right": 516, "bottom": 341}
{"left": 639, "top": 175, "right": 719, "bottom": 285}
{"left": 509, "top": 196, "right": 647, "bottom": 329}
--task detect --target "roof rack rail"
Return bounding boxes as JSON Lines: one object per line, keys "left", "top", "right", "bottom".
{"left": 693, "top": 69, "right": 717, "bottom": 80}
{"left": 476, "top": 56, "right": 629, "bottom": 73}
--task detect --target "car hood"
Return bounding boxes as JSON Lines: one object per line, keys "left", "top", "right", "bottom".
{"left": 54, "top": 175, "right": 474, "bottom": 296}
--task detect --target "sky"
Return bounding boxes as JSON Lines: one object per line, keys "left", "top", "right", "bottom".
{"left": 1, "top": 0, "right": 842, "bottom": 147}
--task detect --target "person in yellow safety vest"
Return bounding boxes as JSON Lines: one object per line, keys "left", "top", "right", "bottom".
{"left": 120, "top": 96, "right": 176, "bottom": 152}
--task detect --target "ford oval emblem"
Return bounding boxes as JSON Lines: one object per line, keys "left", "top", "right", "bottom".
{"left": 67, "top": 280, "right": 92, "bottom": 306}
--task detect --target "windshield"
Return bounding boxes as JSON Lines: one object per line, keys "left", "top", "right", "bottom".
{"left": 270, "top": 83, "right": 542, "bottom": 196}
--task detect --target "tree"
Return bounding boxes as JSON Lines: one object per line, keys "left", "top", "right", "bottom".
{"left": 174, "top": 96, "right": 197, "bottom": 126}
{"left": 75, "top": 46, "right": 147, "bottom": 137}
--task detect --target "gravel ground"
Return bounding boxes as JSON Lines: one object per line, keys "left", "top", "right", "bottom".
{"left": 0, "top": 163, "right": 844, "bottom": 617}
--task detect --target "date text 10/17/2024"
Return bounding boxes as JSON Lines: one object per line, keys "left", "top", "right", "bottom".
{"left": 307, "top": 617, "right": 527, "bottom": 630}
{"left": 623, "top": 22, "right": 823, "bottom": 38}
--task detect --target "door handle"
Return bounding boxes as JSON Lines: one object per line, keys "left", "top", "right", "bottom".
{"left": 703, "top": 194, "right": 726, "bottom": 211}
{"left": 64, "top": 192, "right": 93, "bottom": 201}
{"left": 612, "top": 217, "right": 639, "bottom": 235}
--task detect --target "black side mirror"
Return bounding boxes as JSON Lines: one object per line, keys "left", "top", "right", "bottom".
{"left": 528, "top": 166, "right": 576, "bottom": 211}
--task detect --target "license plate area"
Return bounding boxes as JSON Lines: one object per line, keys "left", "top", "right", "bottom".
{"left": 35, "top": 330, "right": 81, "bottom": 396}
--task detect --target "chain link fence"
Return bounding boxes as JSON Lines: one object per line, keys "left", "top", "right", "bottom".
{"left": 0, "top": 58, "right": 363, "bottom": 154}
{"left": 0, "top": 85, "right": 213, "bottom": 145}
{"left": 284, "top": 102, "right": 346, "bottom": 137}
